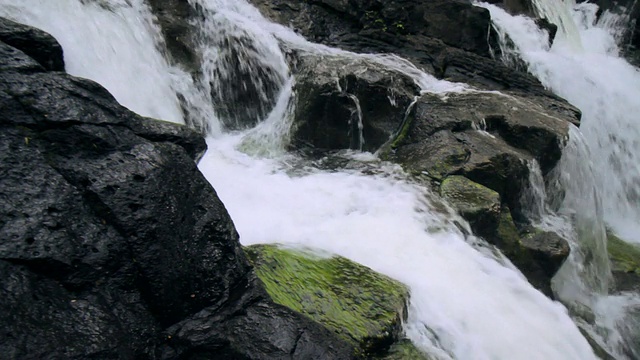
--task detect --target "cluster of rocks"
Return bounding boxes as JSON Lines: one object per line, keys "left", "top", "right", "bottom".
{"left": 0, "top": 17, "right": 360, "bottom": 359}
{"left": 3, "top": 0, "right": 639, "bottom": 357}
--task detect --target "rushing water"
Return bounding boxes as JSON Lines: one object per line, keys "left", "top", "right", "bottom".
{"left": 2, "top": 0, "right": 635, "bottom": 358}
{"left": 479, "top": 0, "right": 640, "bottom": 357}
{"left": 482, "top": 1, "right": 640, "bottom": 244}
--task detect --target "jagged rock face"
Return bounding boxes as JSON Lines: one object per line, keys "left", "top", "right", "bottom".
{"left": 0, "top": 17, "right": 64, "bottom": 71}
{"left": 0, "top": 19, "right": 355, "bottom": 359}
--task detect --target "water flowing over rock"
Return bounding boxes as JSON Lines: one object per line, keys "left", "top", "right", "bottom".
{"left": 0, "top": 20, "right": 355, "bottom": 359}
{"left": 4, "top": 0, "right": 636, "bottom": 357}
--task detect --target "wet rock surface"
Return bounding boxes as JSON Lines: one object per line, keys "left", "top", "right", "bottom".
{"left": 245, "top": 244, "right": 410, "bottom": 358}
{"left": 0, "top": 19, "right": 355, "bottom": 360}
{"left": 290, "top": 54, "right": 420, "bottom": 153}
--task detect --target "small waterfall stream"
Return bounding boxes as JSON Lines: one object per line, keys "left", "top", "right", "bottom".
{"left": 2, "top": 0, "right": 638, "bottom": 358}
{"left": 479, "top": 0, "right": 640, "bottom": 356}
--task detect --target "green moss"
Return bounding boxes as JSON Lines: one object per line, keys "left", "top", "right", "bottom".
{"left": 244, "top": 244, "right": 409, "bottom": 357}
{"left": 607, "top": 231, "right": 640, "bottom": 274}
{"left": 440, "top": 175, "right": 500, "bottom": 214}
{"left": 494, "top": 207, "right": 527, "bottom": 260}
{"left": 390, "top": 113, "right": 414, "bottom": 151}
{"left": 379, "top": 339, "right": 432, "bottom": 359}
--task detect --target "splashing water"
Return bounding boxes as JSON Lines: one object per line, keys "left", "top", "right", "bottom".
{"left": 479, "top": 1, "right": 640, "bottom": 356}
{"left": 530, "top": 0, "right": 583, "bottom": 48}
{"left": 0, "top": 0, "right": 608, "bottom": 358}
{"left": 0, "top": 0, "right": 186, "bottom": 123}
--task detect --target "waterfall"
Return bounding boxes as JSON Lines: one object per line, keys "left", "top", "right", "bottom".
{"left": 1, "top": 0, "right": 626, "bottom": 358}
{"left": 479, "top": 0, "right": 640, "bottom": 356}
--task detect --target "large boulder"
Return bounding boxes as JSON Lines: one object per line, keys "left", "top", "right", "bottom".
{"left": 0, "top": 17, "right": 64, "bottom": 71}
{"left": 290, "top": 54, "right": 420, "bottom": 153}
{"left": 0, "top": 19, "right": 354, "bottom": 359}
{"left": 245, "top": 244, "right": 411, "bottom": 358}
{"left": 387, "top": 91, "right": 578, "bottom": 221}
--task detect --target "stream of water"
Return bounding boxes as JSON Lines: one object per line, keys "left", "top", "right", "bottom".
{"left": 2, "top": 0, "right": 638, "bottom": 358}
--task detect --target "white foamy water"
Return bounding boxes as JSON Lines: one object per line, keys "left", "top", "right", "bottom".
{"left": 481, "top": 1, "right": 640, "bottom": 244}
{"left": 0, "top": 0, "right": 605, "bottom": 358}
{"left": 198, "top": 135, "right": 596, "bottom": 360}
{"left": 0, "top": 0, "right": 185, "bottom": 123}
{"left": 479, "top": 1, "right": 640, "bottom": 356}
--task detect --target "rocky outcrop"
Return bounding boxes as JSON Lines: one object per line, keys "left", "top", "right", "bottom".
{"left": 437, "top": 176, "right": 570, "bottom": 296}
{"left": 0, "top": 17, "right": 64, "bottom": 72}
{"left": 387, "top": 91, "right": 578, "bottom": 221}
{"left": 0, "top": 19, "right": 354, "bottom": 359}
{"left": 290, "top": 54, "right": 420, "bottom": 153}
{"left": 250, "top": 0, "right": 568, "bottom": 98}
{"left": 245, "top": 244, "right": 412, "bottom": 358}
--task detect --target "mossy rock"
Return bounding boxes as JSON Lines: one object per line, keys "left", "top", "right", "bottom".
{"left": 379, "top": 339, "right": 432, "bottom": 360}
{"left": 607, "top": 230, "right": 640, "bottom": 293}
{"left": 440, "top": 175, "right": 500, "bottom": 239}
{"left": 244, "top": 244, "right": 410, "bottom": 357}
{"left": 491, "top": 209, "right": 569, "bottom": 297}
{"left": 607, "top": 231, "right": 640, "bottom": 274}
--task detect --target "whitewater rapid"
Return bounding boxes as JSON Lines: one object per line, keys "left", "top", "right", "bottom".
{"left": 0, "top": 0, "right": 621, "bottom": 358}
{"left": 481, "top": 1, "right": 640, "bottom": 244}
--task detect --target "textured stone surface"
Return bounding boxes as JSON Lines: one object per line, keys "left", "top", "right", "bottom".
{"left": 0, "top": 18, "right": 355, "bottom": 359}
{"left": 245, "top": 244, "right": 410, "bottom": 357}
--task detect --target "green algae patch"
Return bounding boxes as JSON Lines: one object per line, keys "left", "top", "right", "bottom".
{"left": 244, "top": 244, "right": 410, "bottom": 357}
{"left": 607, "top": 231, "right": 640, "bottom": 274}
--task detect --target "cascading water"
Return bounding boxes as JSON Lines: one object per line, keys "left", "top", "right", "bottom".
{"left": 0, "top": 0, "right": 185, "bottom": 123}
{"left": 1, "top": 0, "right": 627, "bottom": 358}
{"left": 478, "top": 0, "right": 640, "bottom": 357}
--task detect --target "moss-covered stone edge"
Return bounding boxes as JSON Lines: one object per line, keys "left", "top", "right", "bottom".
{"left": 244, "top": 244, "right": 411, "bottom": 357}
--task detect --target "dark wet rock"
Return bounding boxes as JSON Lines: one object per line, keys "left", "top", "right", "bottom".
{"left": 491, "top": 209, "right": 570, "bottom": 296}
{"left": 249, "top": 0, "right": 570, "bottom": 100}
{"left": 146, "top": 0, "right": 199, "bottom": 73}
{"left": 245, "top": 244, "right": 410, "bottom": 358}
{"left": 0, "top": 21, "right": 355, "bottom": 359}
{"left": 520, "top": 229, "right": 572, "bottom": 279}
{"left": 255, "top": 0, "right": 497, "bottom": 57}
{"left": 387, "top": 91, "right": 578, "bottom": 223}
{"left": 0, "top": 40, "right": 45, "bottom": 73}
{"left": 437, "top": 174, "right": 570, "bottom": 295}
{"left": 499, "top": 0, "right": 536, "bottom": 17}
{"left": 0, "top": 17, "right": 64, "bottom": 71}
{"left": 290, "top": 55, "right": 420, "bottom": 152}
